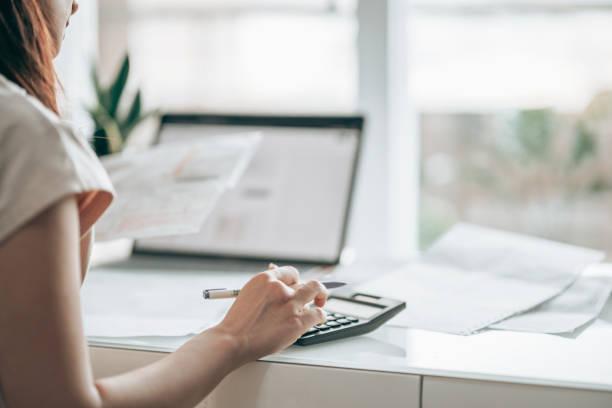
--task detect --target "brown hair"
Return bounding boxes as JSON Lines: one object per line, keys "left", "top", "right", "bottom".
{"left": 0, "top": 0, "right": 59, "bottom": 113}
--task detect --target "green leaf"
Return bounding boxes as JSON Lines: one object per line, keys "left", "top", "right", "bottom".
{"left": 108, "top": 55, "right": 130, "bottom": 117}
{"left": 102, "top": 119, "right": 124, "bottom": 154}
{"left": 121, "top": 90, "right": 142, "bottom": 138}
{"left": 88, "top": 103, "right": 123, "bottom": 154}
{"left": 121, "top": 109, "right": 159, "bottom": 143}
{"left": 571, "top": 122, "right": 597, "bottom": 166}
{"left": 513, "top": 109, "right": 554, "bottom": 162}
{"left": 86, "top": 54, "right": 159, "bottom": 153}
{"left": 86, "top": 107, "right": 103, "bottom": 131}
{"left": 589, "top": 178, "right": 610, "bottom": 194}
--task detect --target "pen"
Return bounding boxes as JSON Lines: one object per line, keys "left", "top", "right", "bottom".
{"left": 203, "top": 281, "right": 347, "bottom": 300}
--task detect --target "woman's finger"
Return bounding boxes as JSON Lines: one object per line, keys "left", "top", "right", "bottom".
{"left": 270, "top": 266, "right": 299, "bottom": 287}
{"left": 293, "top": 280, "right": 328, "bottom": 306}
{"left": 300, "top": 306, "right": 327, "bottom": 328}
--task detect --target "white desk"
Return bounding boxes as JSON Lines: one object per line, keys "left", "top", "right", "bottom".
{"left": 88, "top": 259, "right": 612, "bottom": 408}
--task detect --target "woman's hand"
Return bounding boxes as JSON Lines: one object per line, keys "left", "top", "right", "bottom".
{"left": 213, "top": 266, "right": 329, "bottom": 365}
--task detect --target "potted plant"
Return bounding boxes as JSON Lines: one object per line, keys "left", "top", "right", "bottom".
{"left": 88, "top": 54, "right": 156, "bottom": 157}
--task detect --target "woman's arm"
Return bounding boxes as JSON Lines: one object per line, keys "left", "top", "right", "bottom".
{"left": 0, "top": 196, "right": 327, "bottom": 408}
{"left": 80, "top": 230, "right": 93, "bottom": 279}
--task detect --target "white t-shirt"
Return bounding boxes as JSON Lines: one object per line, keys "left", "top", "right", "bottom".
{"left": 0, "top": 74, "right": 115, "bottom": 406}
{"left": 0, "top": 74, "right": 114, "bottom": 242}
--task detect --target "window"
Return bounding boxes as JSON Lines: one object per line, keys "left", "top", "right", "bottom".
{"left": 101, "top": 0, "right": 358, "bottom": 113}
{"left": 412, "top": 1, "right": 612, "bottom": 255}
{"left": 56, "top": 0, "right": 98, "bottom": 135}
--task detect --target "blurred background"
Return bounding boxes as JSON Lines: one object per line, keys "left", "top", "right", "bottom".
{"left": 57, "top": 0, "right": 612, "bottom": 260}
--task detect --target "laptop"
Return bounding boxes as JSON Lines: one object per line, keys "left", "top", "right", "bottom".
{"left": 132, "top": 113, "right": 363, "bottom": 272}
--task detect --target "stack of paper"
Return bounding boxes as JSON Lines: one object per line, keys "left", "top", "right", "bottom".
{"left": 357, "top": 224, "right": 605, "bottom": 335}
{"left": 95, "top": 134, "right": 260, "bottom": 241}
{"left": 490, "top": 264, "right": 612, "bottom": 334}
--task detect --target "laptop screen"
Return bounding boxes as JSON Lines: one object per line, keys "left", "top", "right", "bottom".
{"left": 135, "top": 115, "right": 362, "bottom": 265}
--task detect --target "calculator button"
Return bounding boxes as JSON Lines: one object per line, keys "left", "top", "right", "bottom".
{"left": 333, "top": 313, "right": 345, "bottom": 318}
{"left": 303, "top": 328, "right": 318, "bottom": 336}
{"left": 326, "top": 321, "right": 341, "bottom": 328}
{"left": 315, "top": 324, "right": 331, "bottom": 331}
{"left": 326, "top": 316, "right": 337, "bottom": 321}
{"left": 336, "top": 318, "right": 351, "bottom": 325}
{"left": 346, "top": 317, "right": 359, "bottom": 323}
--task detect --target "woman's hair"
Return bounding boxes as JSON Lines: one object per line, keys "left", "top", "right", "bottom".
{"left": 0, "top": 0, "right": 58, "bottom": 113}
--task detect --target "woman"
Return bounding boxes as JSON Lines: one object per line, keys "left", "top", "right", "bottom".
{"left": 0, "top": 1, "right": 328, "bottom": 407}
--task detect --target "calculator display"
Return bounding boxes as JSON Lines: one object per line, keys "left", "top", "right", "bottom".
{"left": 325, "top": 298, "right": 383, "bottom": 319}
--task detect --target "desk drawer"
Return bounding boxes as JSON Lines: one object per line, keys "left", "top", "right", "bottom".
{"left": 211, "top": 362, "right": 420, "bottom": 408}
{"left": 423, "top": 376, "right": 612, "bottom": 408}
{"left": 90, "top": 347, "right": 420, "bottom": 408}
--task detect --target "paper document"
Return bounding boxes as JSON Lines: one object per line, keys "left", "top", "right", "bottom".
{"left": 82, "top": 266, "right": 254, "bottom": 337}
{"left": 95, "top": 134, "right": 260, "bottom": 241}
{"left": 490, "top": 265, "right": 612, "bottom": 334}
{"left": 356, "top": 224, "right": 604, "bottom": 335}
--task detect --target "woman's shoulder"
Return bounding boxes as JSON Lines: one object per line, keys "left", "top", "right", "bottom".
{"left": 0, "top": 74, "right": 103, "bottom": 174}
{"left": 0, "top": 75, "right": 64, "bottom": 143}
{"left": 0, "top": 73, "right": 114, "bottom": 195}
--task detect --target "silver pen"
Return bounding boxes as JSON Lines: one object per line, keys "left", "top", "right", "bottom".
{"left": 203, "top": 281, "right": 346, "bottom": 300}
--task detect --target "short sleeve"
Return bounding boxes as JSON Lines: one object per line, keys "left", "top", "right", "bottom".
{"left": 0, "top": 105, "right": 115, "bottom": 243}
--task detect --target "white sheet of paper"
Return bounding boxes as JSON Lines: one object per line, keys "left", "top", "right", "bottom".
{"left": 82, "top": 266, "right": 254, "bottom": 338}
{"left": 356, "top": 224, "right": 604, "bottom": 335}
{"left": 490, "top": 265, "right": 612, "bottom": 334}
{"left": 95, "top": 134, "right": 260, "bottom": 241}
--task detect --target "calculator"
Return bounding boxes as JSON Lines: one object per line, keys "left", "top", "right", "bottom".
{"left": 295, "top": 292, "right": 406, "bottom": 346}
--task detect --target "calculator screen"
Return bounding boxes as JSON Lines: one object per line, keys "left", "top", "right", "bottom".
{"left": 325, "top": 298, "right": 384, "bottom": 319}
